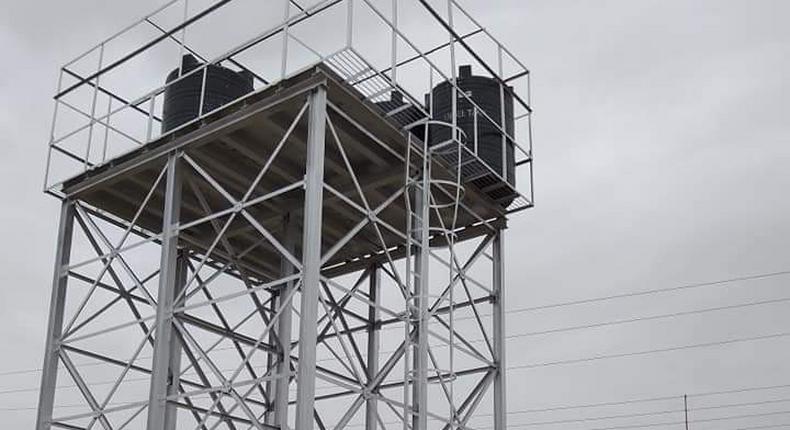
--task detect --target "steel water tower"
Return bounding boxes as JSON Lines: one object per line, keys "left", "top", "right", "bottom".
{"left": 37, "top": 1, "right": 533, "bottom": 429}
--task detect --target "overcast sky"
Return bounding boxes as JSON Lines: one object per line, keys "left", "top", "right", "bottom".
{"left": 1, "top": 0, "right": 789, "bottom": 428}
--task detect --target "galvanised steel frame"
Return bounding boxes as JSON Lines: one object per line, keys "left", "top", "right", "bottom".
{"left": 37, "top": 1, "right": 532, "bottom": 429}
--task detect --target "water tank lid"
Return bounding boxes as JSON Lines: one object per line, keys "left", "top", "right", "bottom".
{"left": 459, "top": 65, "right": 473, "bottom": 78}
{"left": 181, "top": 54, "right": 200, "bottom": 72}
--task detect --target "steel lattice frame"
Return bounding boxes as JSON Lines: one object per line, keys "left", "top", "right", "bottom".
{"left": 37, "top": 1, "right": 532, "bottom": 429}
{"left": 37, "top": 84, "right": 510, "bottom": 430}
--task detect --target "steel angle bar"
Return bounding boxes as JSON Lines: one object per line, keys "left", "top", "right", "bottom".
{"left": 319, "top": 186, "right": 405, "bottom": 265}
{"left": 53, "top": 400, "right": 150, "bottom": 427}
{"left": 176, "top": 306, "right": 269, "bottom": 381}
{"left": 175, "top": 331, "right": 241, "bottom": 430}
{"left": 61, "top": 233, "right": 151, "bottom": 341}
{"left": 93, "top": 328, "right": 156, "bottom": 415}
{"left": 360, "top": 393, "right": 469, "bottom": 430}
{"left": 206, "top": 280, "right": 301, "bottom": 385}
{"left": 175, "top": 273, "right": 301, "bottom": 314}
{"left": 442, "top": 370, "right": 495, "bottom": 430}
{"left": 74, "top": 205, "right": 160, "bottom": 306}
{"left": 177, "top": 180, "right": 305, "bottom": 234}
{"left": 316, "top": 267, "right": 371, "bottom": 331}
{"left": 62, "top": 168, "right": 166, "bottom": 330}
{"left": 322, "top": 183, "right": 411, "bottom": 299}
{"left": 61, "top": 310, "right": 158, "bottom": 345}
{"left": 182, "top": 154, "right": 303, "bottom": 272}
{"left": 327, "top": 101, "right": 405, "bottom": 162}
{"left": 167, "top": 372, "right": 285, "bottom": 410}
{"left": 330, "top": 340, "right": 409, "bottom": 429}
{"left": 425, "top": 347, "right": 457, "bottom": 415}
{"left": 172, "top": 321, "right": 267, "bottom": 430}
{"left": 424, "top": 326, "right": 492, "bottom": 366}
{"left": 320, "top": 276, "right": 404, "bottom": 321}
{"left": 454, "top": 278, "right": 495, "bottom": 359}
{"left": 316, "top": 332, "right": 361, "bottom": 380}
{"left": 427, "top": 249, "right": 492, "bottom": 295}
{"left": 430, "top": 315, "right": 492, "bottom": 365}
{"left": 187, "top": 270, "right": 273, "bottom": 418}
{"left": 185, "top": 190, "right": 277, "bottom": 323}
{"left": 180, "top": 237, "right": 275, "bottom": 304}
{"left": 65, "top": 227, "right": 163, "bottom": 273}
{"left": 316, "top": 287, "right": 367, "bottom": 382}
{"left": 62, "top": 270, "right": 157, "bottom": 338}
{"left": 426, "top": 233, "right": 494, "bottom": 315}
{"left": 59, "top": 351, "right": 113, "bottom": 430}
{"left": 318, "top": 282, "right": 368, "bottom": 324}
{"left": 326, "top": 113, "right": 412, "bottom": 249}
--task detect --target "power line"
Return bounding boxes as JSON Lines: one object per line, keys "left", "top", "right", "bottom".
{"left": 1, "top": 269, "right": 786, "bottom": 379}
{"left": 3, "top": 322, "right": 789, "bottom": 397}
{"left": 498, "top": 397, "right": 790, "bottom": 427}
{"left": 506, "top": 296, "right": 790, "bottom": 339}
{"left": 500, "top": 383, "right": 790, "bottom": 415}
{"left": 504, "top": 270, "right": 790, "bottom": 315}
{"left": 509, "top": 331, "right": 790, "bottom": 370}
{"left": 582, "top": 410, "right": 790, "bottom": 430}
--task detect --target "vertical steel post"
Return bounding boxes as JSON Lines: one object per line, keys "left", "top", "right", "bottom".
{"left": 365, "top": 264, "right": 381, "bottom": 430}
{"left": 147, "top": 152, "right": 183, "bottom": 430}
{"left": 274, "top": 213, "right": 298, "bottom": 427}
{"left": 492, "top": 229, "right": 506, "bottom": 430}
{"left": 412, "top": 159, "right": 430, "bottom": 430}
{"left": 164, "top": 253, "right": 188, "bottom": 430}
{"left": 36, "top": 200, "right": 76, "bottom": 430}
{"left": 294, "top": 86, "right": 327, "bottom": 430}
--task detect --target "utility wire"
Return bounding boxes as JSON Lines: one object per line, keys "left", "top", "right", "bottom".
{"left": 509, "top": 331, "right": 790, "bottom": 370}
{"left": 494, "top": 397, "right": 790, "bottom": 427}
{"left": 3, "top": 320, "right": 790, "bottom": 396}
{"left": 504, "top": 270, "right": 790, "bottom": 315}
{"left": 505, "top": 296, "right": 790, "bottom": 339}
{"left": 507, "top": 383, "right": 790, "bottom": 414}
{"left": 2, "top": 269, "right": 786, "bottom": 379}
{"left": 581, "top": 409, "right": 790, "bottom": 430}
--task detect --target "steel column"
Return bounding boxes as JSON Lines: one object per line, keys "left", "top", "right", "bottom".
{"left": 294, "top": 86, "right": 328, "bottom": 430}
{"left": 165, "top": 253, "right": 188, "bottom": 430}
{"left": 412, "top": 163, "right": 431, "bottom": 430}
{"left": 365, "top": 265, "right": 381, "bottom": 430}
{"left": 36, "top": 200, "right": 76, "bottom": 430}
{"left": 147, "top": 152, "right": 184, "bottom": 430}
{"left": 274, "top": 213, "right": 298, "bottom": 427}
{"left": 492, "top": 229, "right": 506, "bottom": 430}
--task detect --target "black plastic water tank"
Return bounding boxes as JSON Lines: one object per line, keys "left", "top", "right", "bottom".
{"left": 374, "top": 91, "right": 428, "bottom": 141}
{"left": 161, "top": 55, "right": 254, "bottom": 133}
{"left": 430, "top": 65, "right": 515, "bottom": 188}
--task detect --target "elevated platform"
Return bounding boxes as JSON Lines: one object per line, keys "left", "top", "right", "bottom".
{"left": 62, "top": 63, "right": 509, "bottom": 281}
